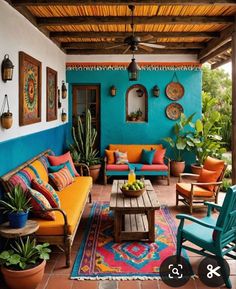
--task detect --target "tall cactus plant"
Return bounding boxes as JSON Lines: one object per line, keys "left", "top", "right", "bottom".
{"left": 70, "top": 109, "right": 100, "bottom": 166}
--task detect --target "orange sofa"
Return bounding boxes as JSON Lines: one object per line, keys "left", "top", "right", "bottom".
{"left": 104, "top": 144, "right": 170, "bottom": 185}
{"left": 0, "top": 149, "right": 92, "bottom": 267}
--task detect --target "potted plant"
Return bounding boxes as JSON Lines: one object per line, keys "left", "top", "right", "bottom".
{"left": 163, "top": 113, "right": 195, "bottom": 176}
{"left": 136, "top": 108, "right": 143, "bottom": 121}
{"left": 129, "top": 111, "right": 137, "bottom": 121}
{"left": 70, "top": 109, "right": 101, "bottom": 182}
{"left": 188, "top": 109, "right": 226, "bottom": 174}
{"left": 0, "top": 237, "right": 50, "bottom": 289}
{"left": 0, "top": 185, "right": 31, "bottom": 228}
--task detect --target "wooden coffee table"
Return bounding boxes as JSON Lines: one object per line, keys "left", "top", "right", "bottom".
{"left": 110, "top": 179, "right": 160, "bottom": 243}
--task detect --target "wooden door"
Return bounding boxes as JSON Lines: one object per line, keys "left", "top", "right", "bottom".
{"left": 72, "top": 85, "right": 100, "bottom": 149}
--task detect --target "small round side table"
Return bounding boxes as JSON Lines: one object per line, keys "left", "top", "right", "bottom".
{"left": 0, "top": 220, "right": 39, "bottom": 239}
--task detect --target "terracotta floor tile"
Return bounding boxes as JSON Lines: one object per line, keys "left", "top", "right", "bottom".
{"left": 53, "top": 252, "right": 76, "bottom": 274}
{"left": 45, "top": 275, "right": 73, "bottom": 289}
{"left": 118, "top": 280, "right": 141, "bottom": 289}
{"left": 72, "top": 280, "right": 98, "bottom": 289}
{"left": 159, "top": 278, "right": 196, "bottom": 289}
{"left": 36, "top": 273, "right": 50, "bottom": 289}
{"left": 141, "top": 280, "right": 159, "bottom": 289}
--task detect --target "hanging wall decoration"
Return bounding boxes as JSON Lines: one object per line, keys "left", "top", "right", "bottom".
{"left": 166, "top": 103, "right": 183, "bottom": 120}
{"left": 19, "top": 52, "right": 41, "bottom": 126}
{"left": 1, "top": 94, "right": 13, "bottom": 129}
{"left": 165, "top": 72, "right": 184, "bottom": 100}
{"left": 46, "top": 67, "right": 57, "bottom": 121}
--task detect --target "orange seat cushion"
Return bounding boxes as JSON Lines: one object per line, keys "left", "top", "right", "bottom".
{"left": 141, "top": 164, "right": 168, "bottom": 171}
{"left": 197, "top": 168, "right": 220, "bottom": 191}
{"left": 203, "top": 156, "right": 225, "bottom": 178}
{"left": 34, "top": 176, "right": 92, "bottom": 236}
{"left": 176, "top": 183, "right": 214, "bottom": 197}
{"left": 105, "top": 149, "right": 117, "bottom": 164}
{"left": 109, "top": 144, "right": 163, "bottom": 163}
{"left": 106, "top": 164, "right": 129, "bottom": 171}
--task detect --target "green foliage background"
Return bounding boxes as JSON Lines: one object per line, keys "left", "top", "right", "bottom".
{"left": 202, "top": 65, "right": 232, "bottom": 150}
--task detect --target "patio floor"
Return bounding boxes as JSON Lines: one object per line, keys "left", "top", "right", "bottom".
{"left": 0, "top": 177, "right": 235, "bottom": 289}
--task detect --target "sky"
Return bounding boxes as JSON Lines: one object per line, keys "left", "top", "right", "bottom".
{"left": 221, "top": 62, "right": 232, "bottom": 78}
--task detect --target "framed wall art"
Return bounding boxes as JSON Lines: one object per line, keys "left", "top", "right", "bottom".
{"left": 19, "top": 51, "right": 42, "bottom": 126}
{"left": 46, "top": 67, "right": 57, "bottom": 121}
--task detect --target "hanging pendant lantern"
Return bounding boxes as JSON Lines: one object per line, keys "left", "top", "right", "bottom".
{"left": 127, "top": 57, "right": 140, "bottom": 81}
{"left": 1, "top": 54, "right": 14, "bottom": 82}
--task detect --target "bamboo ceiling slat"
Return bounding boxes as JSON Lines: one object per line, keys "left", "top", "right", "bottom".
{"left": 46, "top": 23, "right": 229, "bottom": 33}
{"left": 28, "top": 5, "right": 236, "bottom": 17}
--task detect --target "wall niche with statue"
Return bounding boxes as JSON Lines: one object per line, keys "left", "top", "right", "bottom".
{"left": 126, "top": 84, "right": 148, "bottom": 122}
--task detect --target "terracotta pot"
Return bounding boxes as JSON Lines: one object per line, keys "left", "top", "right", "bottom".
{"left": 170, "top": 160, "right": 185, "bottom": 177}
{"left": 1, "top": 260, "right": 46, "bottom": 289}
{"left": 1, "top": 112, "right": 13, "bottom": 129}
{"left": 191, "top": 163, "right": 202, "bottom": 175}
{"left": 89, "top": 164, "right": 101, "bottom": 182}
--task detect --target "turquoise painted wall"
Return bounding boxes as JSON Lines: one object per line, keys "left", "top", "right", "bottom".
{"left": 66, "top": 68, "right": 202, "bottom": 162}
{"left": 0, "top": 124, "right": 69, "bottom": 176}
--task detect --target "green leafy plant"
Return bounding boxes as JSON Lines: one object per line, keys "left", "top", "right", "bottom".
{"left": 221, "top": 178, "right": 232, "bottom": 192}
{"left": 0, "top": 237, "right": 51, "bottom": 270}
{"left": 69, "top": 109, "right": 101, "bottom": 166}
{"left": 0, "top": 185, "right": 31, "bottom": 215}
{"left": 163, "top": 113, "right": 195, "bottom": 162}
{"left": 187, "top": 93, "right": 226, "bottom": 166}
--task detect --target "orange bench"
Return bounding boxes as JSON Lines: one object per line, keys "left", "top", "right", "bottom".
{"left": 104, "top": 144, "right": 170, "bottom": 185}
{"left": 0, "top": 149, "right": 92, "bottom": 267}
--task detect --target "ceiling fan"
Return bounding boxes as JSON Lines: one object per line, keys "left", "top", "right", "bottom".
{"left": 106, "top": 5, "right": 165, "bottom": 53}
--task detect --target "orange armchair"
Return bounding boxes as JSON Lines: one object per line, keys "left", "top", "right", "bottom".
{"left": 176, "top": 157, "right": 227, "bottom": 214}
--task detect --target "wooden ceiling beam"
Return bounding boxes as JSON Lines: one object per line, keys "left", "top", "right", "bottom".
{"left": 200, "top": 41, "right": 231, "bottom": 63}
{"left": 11, "top": 0, "right": 236, "bottom": 6}
{"left": 37, "top": 16, "right": 233, "bottom": 26}
{"left": 61, "top": 41, "right": 205, "bottom": 49}
{"left": 198, "top": 24, "right": 233, "bottom": 59}
{"left": 211, "top": 56, "right": 231, "bottom": 69}
{"left": 66, "top": 48, "right": 200, "bottom": 54}
{"left": 50, "top": 31, "right": 219, "bottom": 39}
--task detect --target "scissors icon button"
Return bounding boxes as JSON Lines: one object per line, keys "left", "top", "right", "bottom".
{"left": 207, "top": 264, "right": 221, "bottom": 278}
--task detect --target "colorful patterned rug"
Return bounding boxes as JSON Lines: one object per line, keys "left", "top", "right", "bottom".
{"left": 71, "top": 202, "right": 185, "bottom": 280}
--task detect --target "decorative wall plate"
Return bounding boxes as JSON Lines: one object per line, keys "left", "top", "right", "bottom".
{"left": 165, "top": 82, "right": 184, "bottom": 100}
{"left": 166, "top": 103, "right": 183, "bottom": 120}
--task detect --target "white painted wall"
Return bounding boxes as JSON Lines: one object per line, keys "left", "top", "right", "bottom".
{"left": 0, "top": 1, "right": 67, "bottom": 142}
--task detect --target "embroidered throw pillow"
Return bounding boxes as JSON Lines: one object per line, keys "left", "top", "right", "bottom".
{"left": 49, "top": 166, "right": 74, "bottom": 191}
{"left": 48, "top": 151, "right": 79, "bottom": 177}
{"left": 31, "top": 178, "right": 60, "bottom": 208}
{"left": 28, "top": 188, "right": 55, "bottom": 220}
{"left": 105, "top": 149, "right": 118, "bottom": 164}
{"left": 115, "top": 151, "right": 128, "bottom": 164}
{"left": 141, "top": 149, "right": 156, "bottom": 165}
{"left": 152, "top": 148, "right": 166, "bottom": 164}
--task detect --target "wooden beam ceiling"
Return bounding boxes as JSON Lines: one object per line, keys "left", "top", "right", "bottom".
{"left": 62, "top": 42, "right": 205, "bottom": 49}
{"left": 198, "top": 25, "right": 233, "bottom": 59}
{"left": 50, "top": 31, "right": 219, "bottom": 39}
{"left": 200, "top": 41, "right": 231, "bottom": 63}
{"left": 37, "top": 16, "right": 233, "bottom": 27}
{"left": 11, "top": 0, "right": 236, "bottom": 6}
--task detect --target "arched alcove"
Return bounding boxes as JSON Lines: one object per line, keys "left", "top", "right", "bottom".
{"left": 126, "top": 84, "right": 148, "bottom": 122}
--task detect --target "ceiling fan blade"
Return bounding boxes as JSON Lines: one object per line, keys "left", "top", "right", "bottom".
{"left": 140, "top": 34, "right": 154, "bottom": 42}
{"left": 105, "top": 44, "right": 125, "bottom": 50}
{"left": 139, "top": 44, "right": 154, "bottom": 53}
{"left": 140, "top": 42, "right": 165, "bottom": 49}
{"left": 122, "top": 46, "right": 130, "bottom": 54}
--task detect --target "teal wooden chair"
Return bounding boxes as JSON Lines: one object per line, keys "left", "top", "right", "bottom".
{"left": 176, "top": 185, "right": 236, "bottom": 288}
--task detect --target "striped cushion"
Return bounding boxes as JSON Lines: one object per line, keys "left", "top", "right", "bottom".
{"left": 8, "top": 167, "right": 38, "bottom": 192}
{"left": 28, "top": 188, "right": 55, "bottom": 220}
{"left": 49, "top": 166, "right": 74, "bottom": 191}
{"left": 31, "top": 178, "right": 60, "bottom": 208}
